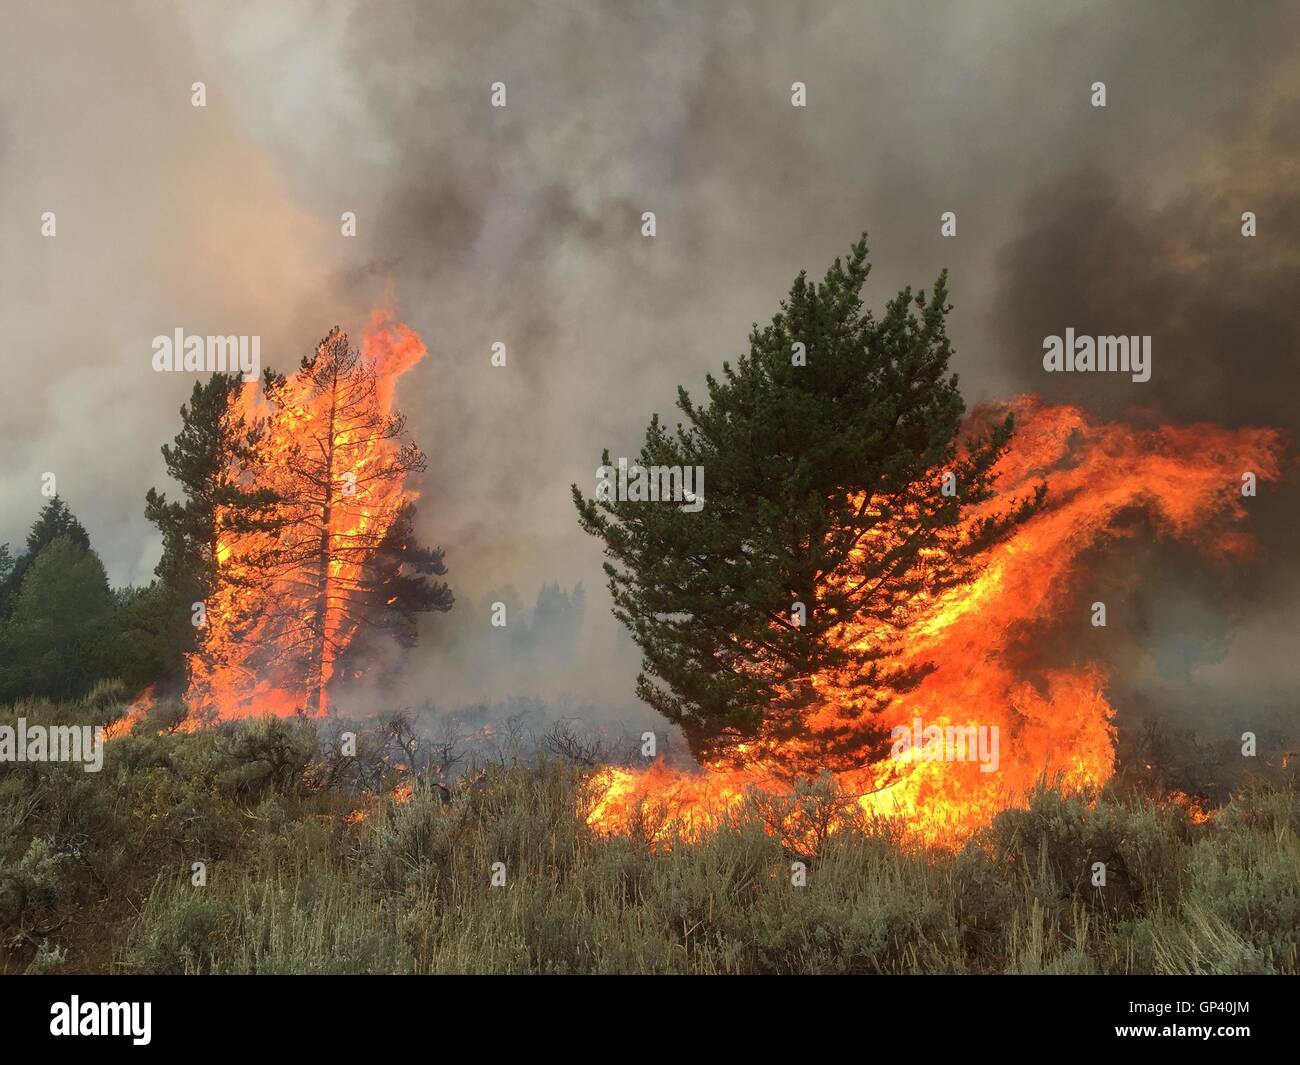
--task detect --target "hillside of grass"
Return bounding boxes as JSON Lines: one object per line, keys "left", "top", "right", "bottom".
{"left": 1, "top": 688, "right": 1297, "bottom": 975}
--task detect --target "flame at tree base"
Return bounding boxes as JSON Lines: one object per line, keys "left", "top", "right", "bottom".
{"left": 586, "top": 398, "right": 1285, "bottom": 847}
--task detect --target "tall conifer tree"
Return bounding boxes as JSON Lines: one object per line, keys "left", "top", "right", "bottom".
{"left": 574, "top": 236, "right": 1042, "bottom": 773}
{"left": 144, "top": 373, "right": 274, "bottom": 681}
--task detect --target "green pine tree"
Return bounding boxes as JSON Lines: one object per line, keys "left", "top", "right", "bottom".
{"left": 573, "top": 235, "right": 1042, "bottom": 775}
{"left": 0, "top": 536, "right": 115, "bottom": 701}
{"left": 105, "top": 583, "right": 177, "bottom": 693}
{"left": 332, "top": 501, "right": 454, "bottom": 685}
{"left": 0, "top": 496, "right": 92, "bottom": 617}
{"left": 0, "top": 543, "right": 14, "bottom": 619}
{"left": 142, "top": 372, "right": 275, "bottom": 683}
{"left": 25, "top": 495, "right": 91, "bottom": 555}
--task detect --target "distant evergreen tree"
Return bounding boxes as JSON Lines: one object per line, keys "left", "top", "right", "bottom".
{"left": 485, "top": 582, "right": 586, "bottom": 662}
{"left": 529, "top": 581, "right": 586, "bottom": 659}
{"left": 0, "top": 536, "right": 115, "bottom": 701}
{"left": 0, "top": 543, "right": 13, "bottom": 619}
{"left": 574, "top": 235, "right": 1042, "bottom": 774}
{"left": 0, "top": 496, "right": 92, "bottom": 619}
{"left": 25, "top": 495, "right": 90, "bottom": 555}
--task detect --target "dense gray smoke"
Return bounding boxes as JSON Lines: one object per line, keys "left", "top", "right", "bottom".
{"left": 2, "top": 1, "right": 1295, "bottom": 723}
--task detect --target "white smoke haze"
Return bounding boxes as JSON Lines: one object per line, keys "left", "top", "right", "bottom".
{"left": 2, "top": 1, "right": 1296, "bottom": 720}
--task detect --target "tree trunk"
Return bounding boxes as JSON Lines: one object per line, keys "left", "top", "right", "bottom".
{"left": 306, "top": 371, "right": 339, "bottom": 715}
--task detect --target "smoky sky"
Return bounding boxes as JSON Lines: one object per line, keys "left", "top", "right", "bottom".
{"left": 2, "top": 0, "right": 1296, "bottom": 712}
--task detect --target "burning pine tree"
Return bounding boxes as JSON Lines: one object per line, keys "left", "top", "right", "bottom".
{"left": 154, "top": 315, "right": 451, "bottom": 718}
{"left": 575, "top": 235, "right": 1041, "bottom": 777}
{"left": 144, "top": 373, "right": 277, "bottom": 686}
{"left": 578, "top": 238, "right": 1285, "bottom": 845}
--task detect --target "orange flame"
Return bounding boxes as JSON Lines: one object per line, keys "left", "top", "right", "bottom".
{"left": 586, "top": 398, "right": 1285, "bottom": 846}
{"left": 186, "top": 311, "right": 427, "bottom": 719}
